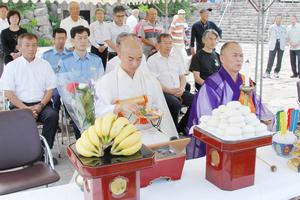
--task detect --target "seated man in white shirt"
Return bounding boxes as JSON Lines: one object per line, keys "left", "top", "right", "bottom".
{"left": 106, "top": 32, "right": 147, "bottom": 74}
{"left": 60, "top": 1, "right": 89, "bottom": 50}
{"left": 1, "top": 33, "right": 58, "bottom": 155}
{"left": 95, "top": 35, "right": 178, "bottom": 145}
{"left": 147, "top": 33, "right": 194, "bottom": 134}
{"left": 103, "top": 5, "right": 130, "bottom": 61}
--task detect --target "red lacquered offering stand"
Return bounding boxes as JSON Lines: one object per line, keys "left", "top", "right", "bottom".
{"left": 194, "top": 126, "right": 272, "bottom": 191}
{"left": 140, "top": 138, "right": 190, "bottom": 187}
{"left": 67, "top": 144, "right": 155, "bottom": 200}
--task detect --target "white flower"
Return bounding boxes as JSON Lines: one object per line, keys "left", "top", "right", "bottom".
{"left": 78, "top": 83, "right": 88, "bottom": 89}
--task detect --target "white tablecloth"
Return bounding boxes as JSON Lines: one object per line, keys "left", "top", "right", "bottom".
{"left": 2, "top": 147, "right": 300, "bottom": 200}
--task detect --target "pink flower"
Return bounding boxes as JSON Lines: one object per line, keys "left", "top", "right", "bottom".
{"left": 66, "top": 82, "right": 79, "bottom": 94}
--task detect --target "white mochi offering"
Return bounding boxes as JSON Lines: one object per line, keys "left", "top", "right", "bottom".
{"left": 242, "top": 125, "right": 255, "bottom": 135}
{"left": 212, "top": 109, "right": 221, "bottom": 117}
{"left": 207, "top": 117, "right": 219, "bottom": 127}
{"left": 206, "top": 126, "right": 216, "bottom": 133}
{"left": 273, "top": 131, "right": 297, "bottom": 144}
{"left": 199, "top": 115, "right": 211, "bottom": 124}
{"left": 199, "top": 123, "right": 207, "bottom": 130}
{"left": 247, "top": 118, "right": 260, "bottom": 126}
{"left": 224, "top": 126, "right": 242, "bottom": 136}
{"left": 244, "top": 113, "right": 257, "bottom": 124}
{"left": 240, "top": 106, "right": 251, "bottom": 116}
{"left": 228, "top": 115, "right": 245, "bottom": 124}
{"left": 218, "top": 122, "right": 228, "bottom": 130}
{"left": 217, "top": 105, "right": 226, "bottom": 113}
{"left": 227, "top": 101, "right": 242, "bottom": 110}
{"left": 219, "top": 113, "right": 228, "bottom": 121}
{"left": 224, "top": 108, "right": 240, "bottom": 117}
{"left": 215, "top": 128, "right": 224, "bottom": 136}
{"left": 230, "top": 121, "right": 246, "bottom": 128}
{"left": 255, "top": 123, "right": 268, "bottom": 135}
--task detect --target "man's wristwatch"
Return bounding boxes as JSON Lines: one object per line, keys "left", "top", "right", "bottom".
{"left": 38, "top": 102, "right": 45, "bottom": 109}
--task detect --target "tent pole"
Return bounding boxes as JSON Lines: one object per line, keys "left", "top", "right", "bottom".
{"left": 259, "top": 0, "right": 265, "bottom": 119}
{"left": 254, "top": 3, "right": 261, "bottom": 86}
{"left": 164, "top": 0, "right": 168, "bottom": 31}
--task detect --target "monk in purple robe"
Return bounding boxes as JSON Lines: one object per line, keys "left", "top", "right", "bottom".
{"left": 186, "top": 42, "right": 273, "bottom": 159}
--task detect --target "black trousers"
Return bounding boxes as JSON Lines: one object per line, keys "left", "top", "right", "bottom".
{"left": 266, "top": 40, "right": 284, "bottom": 73}
{"left": 0, "top": 52, "right": 4, "bottom": 77}
{"left": 290, "top": 50, "right": 300, "bottom": 76}
{"left": 108, "top": 52, "right": 117, "bottom": 61}
{"left": 164, "top": 91, "right": 194, "bottom": 133}
{"left": 10, "top": 102, "right": 58, "bottom": 149}
{"left": 91, "top": 45, "right": 108, "bottom": 70}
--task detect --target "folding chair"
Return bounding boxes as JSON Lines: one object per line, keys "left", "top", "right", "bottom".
{"left": 0, "top": 109, "right": 60, "bottom": 195}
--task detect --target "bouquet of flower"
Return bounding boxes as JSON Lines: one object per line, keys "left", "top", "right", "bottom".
{"left": 57, "top": 72, "right": 96, "bottom": 132}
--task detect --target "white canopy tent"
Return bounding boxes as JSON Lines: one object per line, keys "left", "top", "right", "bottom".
{"left": 1, "top": 0, "right": 184, "bottom": 4}
{"left": 2, "top": 0, "right": 187, "bottom": 30}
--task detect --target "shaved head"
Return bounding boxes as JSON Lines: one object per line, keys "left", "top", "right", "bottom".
{"left": 220, "top": 42, "right": 244, "bottom": 75}
{"left": 120, "top": 36, "right": 142, "bottom": 53}
{"left": 220, "top": 41, "right": 240, "bottom": 55}
{"left": 119, "top": 37, "right": 143, "bottom": 77}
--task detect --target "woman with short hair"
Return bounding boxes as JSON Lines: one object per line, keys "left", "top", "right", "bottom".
{"left": 1, "top": 10, "right": 27, "bottom": 65}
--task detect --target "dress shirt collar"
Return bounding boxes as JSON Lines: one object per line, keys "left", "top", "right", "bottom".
{"left": 97, "top": 20, "right": 104, "bottom": 25}
{"left": 68, "top": 16, "right": 83, "bottom": 23}
{"left": 72, "top": 51, "right": 90, "bottom": 61}
{"left": 20, "top": 56, "right": 38, "bottom": 64}
{"left": 157, "top": 50, "right": 176, "bottom": 59}
{"left": 53, "top": 47, "right": 69, "bottom": 55}
{"left": 113, "top": 21, "right": 124, "bottom": 28}
{"left": 157, "top": 51, "right": 169, "bottom": 59}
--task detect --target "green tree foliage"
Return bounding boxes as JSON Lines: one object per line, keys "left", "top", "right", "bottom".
{"left": 138, "top": 4, "right": 149, "bottom": 13}
{"left": 132, "top": 0, "right": 194, "bottom": 18}
{"left": 154, "top": 0, "right": 193, "bottom": 18}
{"left": 6, "top": 0, "right": 36, "bottom": 15}
{"left": 20, "top": 18, "right": 37, "bottom": 33}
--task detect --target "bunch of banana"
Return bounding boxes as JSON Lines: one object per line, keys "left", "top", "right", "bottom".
{"left": 76, "top": 112, "right": 143, "bottom": 158}
{"left": 95, "top": 113, "right": 130, "bottom": 145}
{"left": 75, "top": 128, "right": 104, "bottom": 158}
{"left": 111, "top": 125, "right": 142, "bottom": 156}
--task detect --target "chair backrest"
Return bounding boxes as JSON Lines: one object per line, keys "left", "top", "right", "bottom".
{"left": 0, "top": 109, "right": 42, "bottom": 170}
{"left": 297, "top": 81, "right": 300, "bottom": 102}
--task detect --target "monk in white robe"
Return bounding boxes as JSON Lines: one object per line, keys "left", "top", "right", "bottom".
{"left": 94, "top": 35, "right": 178, "bottom": 145}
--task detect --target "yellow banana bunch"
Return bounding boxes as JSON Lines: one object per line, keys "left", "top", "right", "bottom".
{"left": 108, "top": 117, "right": 129, "bottom": 142}
{"left": 75, "top": 135, "right": 103, "bottom": 158}
{"left": 76, "top": 112, "right": 142, "bottom": 158}
{"left": 94, "top": 118, "right": 103, "bottom": 138}
{"left": 113, "top": 124, "right": 137, "bottom": 146}
{"left": 111, "top": 130, "right": 142, "bottom": 156}
{"left": 87, "top": 125, "right": 101, "bottom": 148}
{"left": 111, "top": 140, "right": 142, "bottom": 156}
{"left": 100, "top": 113, "right": 117, "bottom": 143}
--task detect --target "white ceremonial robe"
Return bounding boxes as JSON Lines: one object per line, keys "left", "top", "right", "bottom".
{"left": 95, "top": 66, "right": 178, "bottom": 145}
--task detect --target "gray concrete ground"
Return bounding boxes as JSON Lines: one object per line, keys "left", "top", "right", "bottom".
{"left": 0, "top": 42, "right": 299, "bottom": 187}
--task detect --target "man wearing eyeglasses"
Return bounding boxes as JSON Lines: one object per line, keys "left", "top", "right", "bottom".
{"left": 103, "top": 5, "right": 130, "bottom": 61}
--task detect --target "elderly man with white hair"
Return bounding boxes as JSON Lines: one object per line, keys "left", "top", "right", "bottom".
{"left": 60, "top": 1, "right": 89, "bottom": 50}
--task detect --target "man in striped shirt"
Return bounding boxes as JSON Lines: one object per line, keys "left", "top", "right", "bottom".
{"left": 138, "top": 8, "right": 164, "bottom": 58}
{"left": 169, "top": 9, "right": 189, "bottom": 71}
